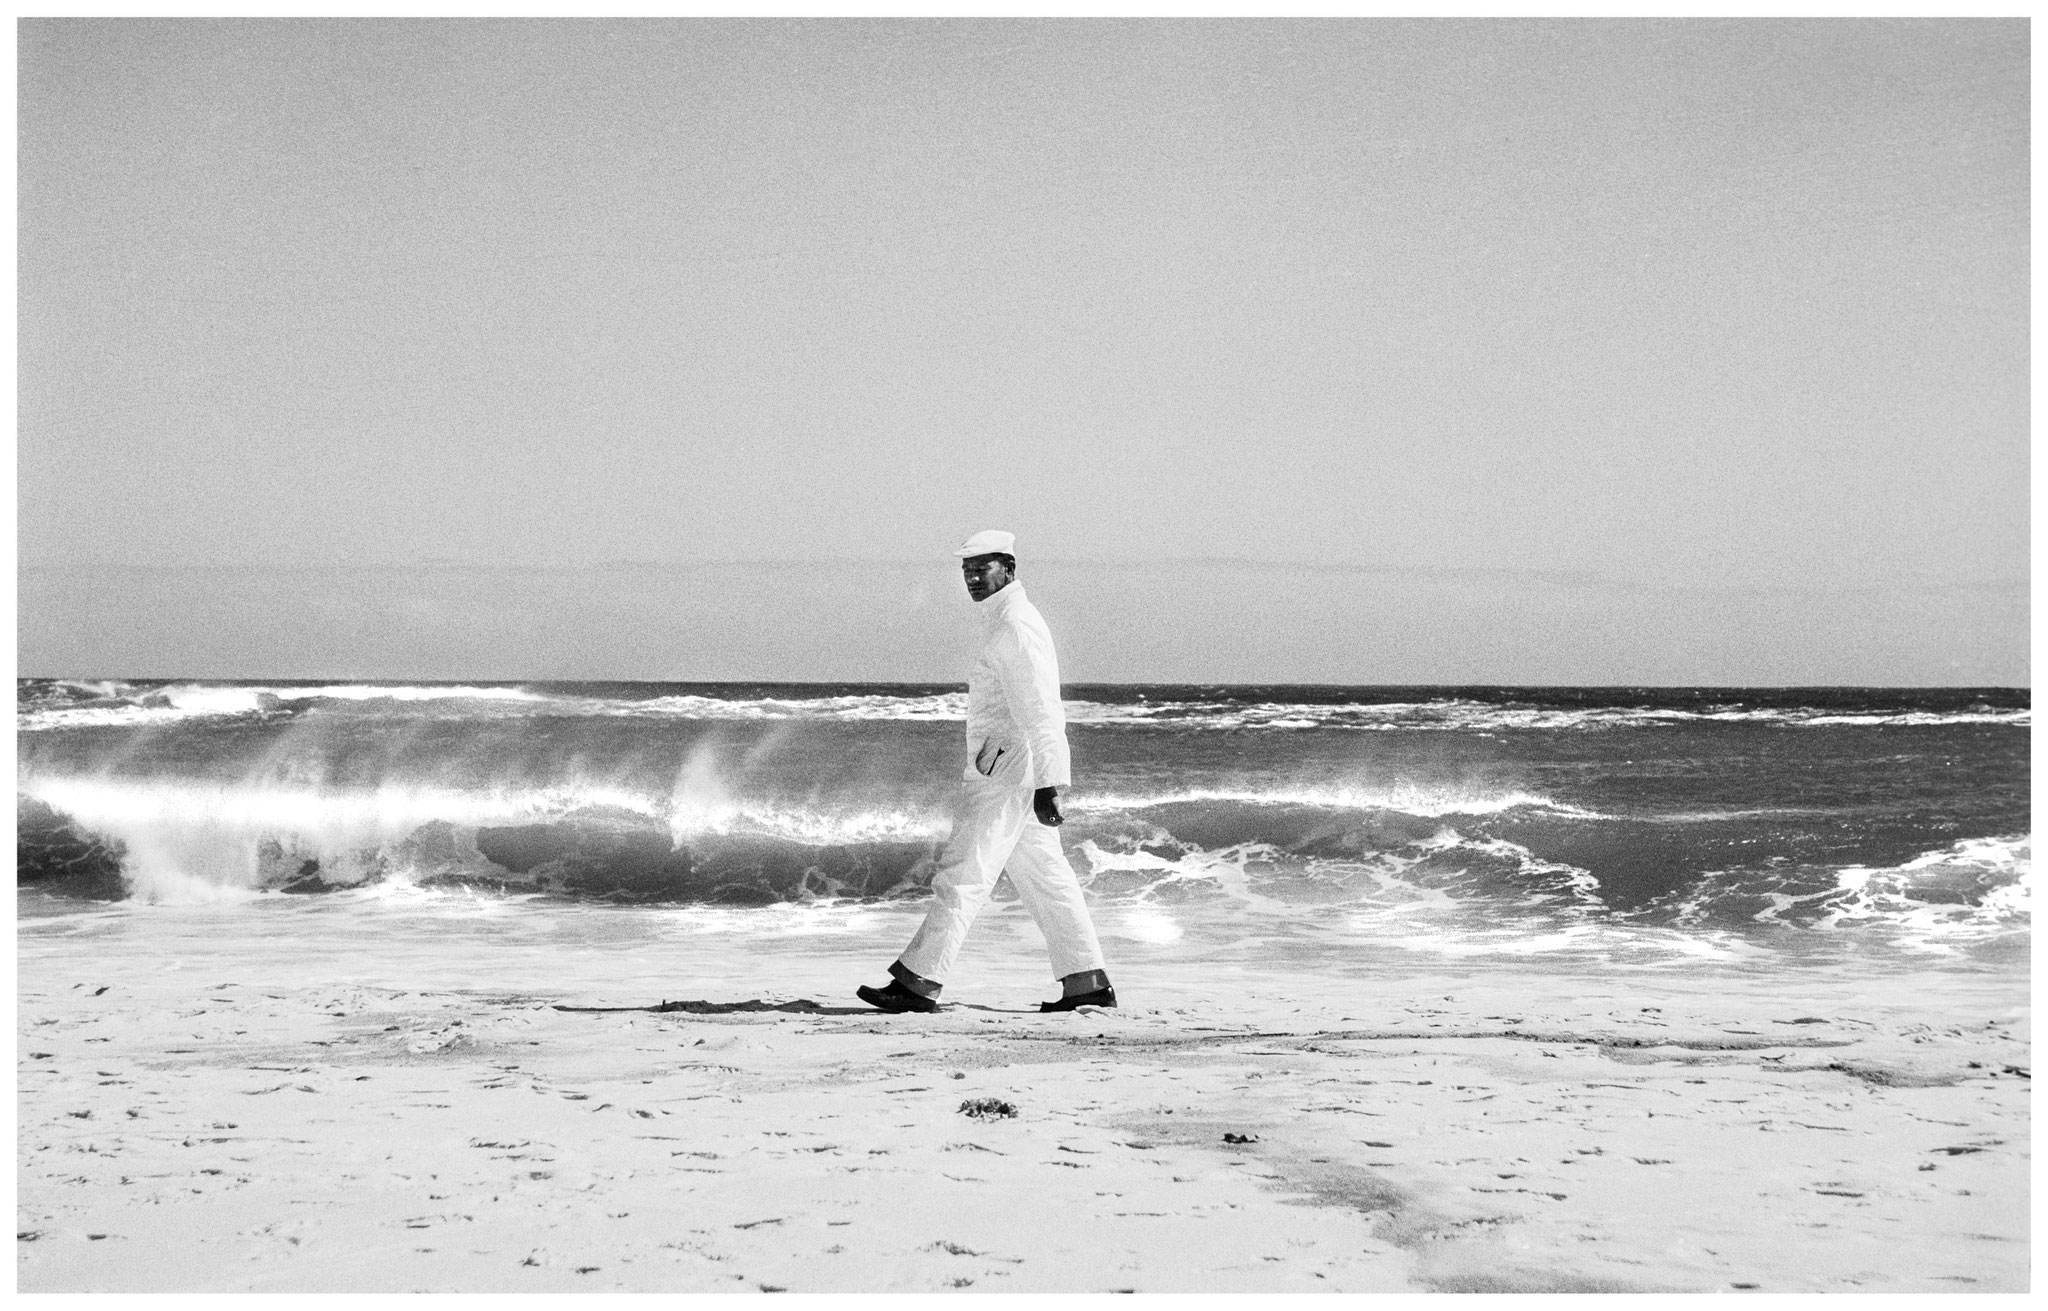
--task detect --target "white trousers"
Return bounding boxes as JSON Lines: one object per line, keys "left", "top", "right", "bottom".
{"left": 899, "top": 779, "right": 1107, "bottom": 983}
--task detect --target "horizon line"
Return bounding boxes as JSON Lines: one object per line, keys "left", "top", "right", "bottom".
{"left": 18, "top": 557, "right": 2028, "bottom": 598}
{"left": 13, "top": 675, "right": 2032, "bottom": 693}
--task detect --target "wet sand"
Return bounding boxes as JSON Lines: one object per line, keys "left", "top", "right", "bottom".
{"left": 15, "top": 903, "right": 2032, "bottom": 1293}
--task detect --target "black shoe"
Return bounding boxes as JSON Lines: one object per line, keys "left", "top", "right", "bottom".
{"left": 1040, "top": 986, "right": 1116, "bottom": 1012}
{"left": 857, "top": 981, "right": 940, "bottom": 1014}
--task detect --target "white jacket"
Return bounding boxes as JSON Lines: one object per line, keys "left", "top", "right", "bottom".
{"left": 962, "top": 581, "right": 1072, "bottom": 789}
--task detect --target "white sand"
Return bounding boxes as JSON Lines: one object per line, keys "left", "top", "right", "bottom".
{"left": 15, "top": 902, "right": 2032, "bottom": 1293}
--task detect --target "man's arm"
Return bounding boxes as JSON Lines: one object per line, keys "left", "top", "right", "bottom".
{"left": 996, "top": 628, "right": 1071, "bottom": 826}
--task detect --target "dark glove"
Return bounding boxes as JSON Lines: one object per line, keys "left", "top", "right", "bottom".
{"left": 1033, "top": 786, "right": 1064, "bottom": 827}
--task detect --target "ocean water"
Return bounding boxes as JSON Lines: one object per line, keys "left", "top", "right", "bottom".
{"left": 15, "top": 680, "right": 2030, "bottom": 979}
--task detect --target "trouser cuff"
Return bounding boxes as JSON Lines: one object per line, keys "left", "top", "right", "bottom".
{"left": 889, "top": 959, "right": 943, "bottom": 998}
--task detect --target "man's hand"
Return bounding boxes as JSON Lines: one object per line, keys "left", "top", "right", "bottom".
{"left": 1033, "top": 786, "right": 1064, "bottom": 827}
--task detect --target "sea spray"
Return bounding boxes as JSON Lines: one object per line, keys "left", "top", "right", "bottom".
{"left": 16, "top": 680, "right": 2028, "bottom": 967}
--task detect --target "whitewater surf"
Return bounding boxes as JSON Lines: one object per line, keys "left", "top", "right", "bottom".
{"left": 17, "top": 680, "right": 2027, "bottom": 972}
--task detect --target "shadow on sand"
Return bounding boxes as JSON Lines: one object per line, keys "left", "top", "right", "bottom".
{"left": 552, "top": 997, "right": 1048, "bottom": 1016}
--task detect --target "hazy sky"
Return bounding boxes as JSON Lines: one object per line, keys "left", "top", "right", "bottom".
{"left": 17, "top": 18, "right": 2028, "bottom": 683}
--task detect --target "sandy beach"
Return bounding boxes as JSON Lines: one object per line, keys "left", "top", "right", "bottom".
{"left": 16, "top": 900, "right": 2030, "bottom": 1294}
{"left": 18, "top": 10, "right": 2032, "bottom": 1299}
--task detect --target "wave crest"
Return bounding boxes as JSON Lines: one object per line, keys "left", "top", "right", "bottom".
{"left": 19, "top": 681, "right": 2028, "bottom": 733}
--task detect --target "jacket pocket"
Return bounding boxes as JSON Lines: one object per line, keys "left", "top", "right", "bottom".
{"left": 973, "top": 740, "right": 1008, "bottom": 777}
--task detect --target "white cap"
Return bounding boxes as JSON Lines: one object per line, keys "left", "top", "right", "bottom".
{"left": 953, "top": 529, "right": 1016, "bottom": 558}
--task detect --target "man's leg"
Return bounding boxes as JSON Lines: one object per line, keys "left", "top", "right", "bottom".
{"left": 1004, "top": 817, "right": 1109, "bottom": 997}
{"left": 892, "top": 782, "right": 1030, "bottom": 990}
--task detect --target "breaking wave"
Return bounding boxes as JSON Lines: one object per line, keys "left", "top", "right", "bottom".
{"left": 17, "top": 678, "right": 2027, "bottom": 965}
{"left": 16, "top": 771, "right": 2027, "bottom": 964}
{"left": 16, "top": 681, "right": 548, "bottom": 731}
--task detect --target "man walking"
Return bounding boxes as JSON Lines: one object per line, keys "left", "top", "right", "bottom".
{"left": 858, "top": 530, "right": 1116, "bottom": 1014}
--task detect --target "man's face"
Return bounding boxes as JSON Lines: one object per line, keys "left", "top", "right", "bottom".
{"left": 961, "top": 554, "right": 1013, "bottom": 603}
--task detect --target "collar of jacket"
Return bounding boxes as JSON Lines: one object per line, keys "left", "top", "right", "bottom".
{"left": 977, "top": 579, "right": 1027, "bottom": 626}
